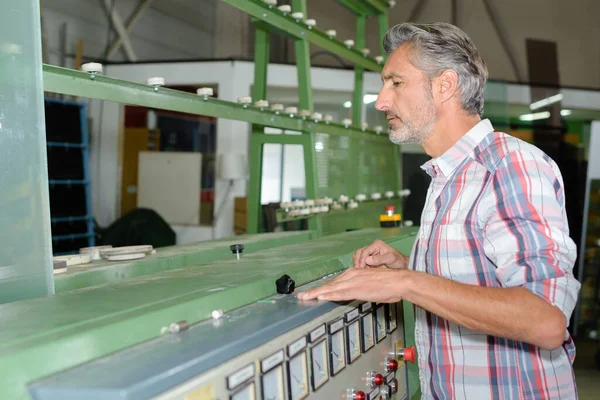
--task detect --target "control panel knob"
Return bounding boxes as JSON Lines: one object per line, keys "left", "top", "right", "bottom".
{"left": 230, "top": 244, "right": 244, "bottom": 259}
{"left": 385, "top": 357, "right": 399, "bottom": 373}
{"left": 366, "top": 371, "right": 385, "bottom": 389}
{"left": 275, "top": 274, "right": 296, "bottom": 294}
{"left": 346, "top": 389, "right": 366, "bottom": 400}
{"left": 399, "top": 346, "right": 416, "bottom": 363}
{"left": 391, "top": 378, "right": 399, "bottom": 393}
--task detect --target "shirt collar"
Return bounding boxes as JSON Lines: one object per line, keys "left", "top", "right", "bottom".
{"left": 421, "top": 119, "right": 494, "bottom": 178}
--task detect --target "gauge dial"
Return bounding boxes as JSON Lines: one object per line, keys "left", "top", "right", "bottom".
{"left": 261, "top": 365, "right": 285, "bottom": 400}
{"left": 329, "top": 329, "right": 346, "bottom": 375}
{"left": 375, "top": 306, "right": 387, "bottom": 342}
{"left": 361, "top": 312, "right": 375, "bottom": 352}
{"left": 387, "top": 303, "right": 398, "bottom": 333}
{"left": 346, "top": 320, "right": 361, "bottom": 363}
{"left": 310, "top": 339, "right": 329, "bottom": 390}
{"left": 288, "top": 352, "right": 309, "bottom": 400}
{"left": 231, "top": 383, "right": 256, "bottom": 400}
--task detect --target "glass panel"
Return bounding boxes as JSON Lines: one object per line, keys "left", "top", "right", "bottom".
{"left": 0, "top": 0, "right": 54, "bottom": 302}
{"left": 282, "top": 145, "right": 305, "bottom": 202}
{"left": 261, "top": 143, "right": 283, "bottom": 204}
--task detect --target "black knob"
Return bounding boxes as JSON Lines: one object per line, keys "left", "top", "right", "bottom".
{"left": 230, "top": 244, "right": 244, "bottom": 254}
{"left": 276, "top": 274, "right": 296, "bottom": 294}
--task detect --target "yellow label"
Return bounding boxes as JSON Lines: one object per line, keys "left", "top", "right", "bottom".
{"left": 395, "top": 339, "right": 406, "bottom": 367}
{"left": 185, "top": 385, "right": 215, "bottom": 400}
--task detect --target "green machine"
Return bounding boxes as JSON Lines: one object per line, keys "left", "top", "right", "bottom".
{"left": 0, "top": 0, "right": 421, "bottom": 399}
{"left": 1, "top": 228, "right": 419, "bottom": 400}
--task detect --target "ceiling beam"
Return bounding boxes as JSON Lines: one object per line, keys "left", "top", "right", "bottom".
{"left": 106, "top": 0, "right": 154, "bottom": 59}
{"left": 100, "top": 0, "right": 138, "bottom": 61}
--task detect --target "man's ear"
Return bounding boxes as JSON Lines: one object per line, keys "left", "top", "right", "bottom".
{"left": 437, "top": 69, "right": 459, "bottom": 103}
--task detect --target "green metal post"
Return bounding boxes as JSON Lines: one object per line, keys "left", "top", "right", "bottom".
{"left": 301, "top": 131, "right": 322, "bottom": 236}
{"left": 247, "top": 24, "right": 271, "bottom": 234}
{"left": 292, "top": 0, "right": 313, "bottom": 111}
{"left": 292, "top": 0, "right": 321, "bottom": 235}
{"left": 247, "top": 133, "right": 265, "bottom": 234}
{"left": 252, "top": 25, "right": 270, "bottom": 102}
{"left": 352, "top": 15, "right": 366, "bottom": 125}
{"left": 348, "top": 15, "right": 367, "bottom": 197}
{"left": 378, "top": 12, "right": 389, "bottom": 58}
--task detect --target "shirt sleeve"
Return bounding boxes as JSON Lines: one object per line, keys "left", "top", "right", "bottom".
{"left": 480, "top": 148, "right": 581, "bottom": 323}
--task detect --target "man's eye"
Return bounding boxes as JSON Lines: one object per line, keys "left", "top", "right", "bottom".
{"left": 392, "top": 81, "right": 401, "bottom": 87}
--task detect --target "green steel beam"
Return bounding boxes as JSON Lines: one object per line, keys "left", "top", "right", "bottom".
{"left": 363, "top": 0, "right": 391, "bottom": 14}
{"left": 43, "top": 64, "right": 387, "bottom": 139}
{"left": 293, "top": 0, "right": 313, "bottom": 112}
{"left": 352, "top": 15, "right": 366, "bottom": 125}
{"left": 292, "top": 0, "right": 320, "bottom": 235}
{"left": 349, "top": 15, "right": 367, "bottom": 197}
{"left": 336, "top": 0, "right": 373, "bottom": 15}
{"left": 220, "top": 0, "right": 383, "bottom": 72}
{"left": 252, "top": 25, "right": 270, "bottom": 101}
{"left": 378, "top": 12, "right": 389, "bottom": 59}
{"left": 302, "top": 132, "right": 323, "bottom": 235}
{"left": 247, "top": 130, "right": 264, "bottom": 234}
{"left": 43, "top": 64, "right": 303, "bottom": 131}
{"left": 336, "top": 0, "right": 391, "bottom": 15}
{"left": 248, "top": 23, "right": 271, "bottom": 235}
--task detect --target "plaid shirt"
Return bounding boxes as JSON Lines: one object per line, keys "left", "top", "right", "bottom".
{"left": 410, "top": 119, "right": 580, "bottom": 399}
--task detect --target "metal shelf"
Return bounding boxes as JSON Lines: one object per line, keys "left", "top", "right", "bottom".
{"left": 42, "top": 64, "right": 388, "bottom": 139}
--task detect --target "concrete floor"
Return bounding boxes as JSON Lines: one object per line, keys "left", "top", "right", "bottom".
{"left": 573, "top": 340, "right": 600, "bottom": 399}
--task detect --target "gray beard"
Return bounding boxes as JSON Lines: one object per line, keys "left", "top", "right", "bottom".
{"left": 388, "top": 117, "right": 436, "bottom": 145}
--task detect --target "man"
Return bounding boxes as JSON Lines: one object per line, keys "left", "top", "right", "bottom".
{"left": 297, "top": 22, "right": 580, "bottom": 399}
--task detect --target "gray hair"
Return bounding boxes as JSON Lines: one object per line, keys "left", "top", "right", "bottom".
{"left": 383, "top": 22, "right": 488, "bottom": 116}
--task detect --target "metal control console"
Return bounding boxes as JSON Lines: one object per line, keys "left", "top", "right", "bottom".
{"left": 29, "top": 278, "right": 415, "bottom": 400}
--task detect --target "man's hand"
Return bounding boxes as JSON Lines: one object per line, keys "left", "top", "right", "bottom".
{"left": 296, "top": 268, "right": 407, "bottom": 303}
{"left": 353, "top": 239, "right": 409, "bottom": 269}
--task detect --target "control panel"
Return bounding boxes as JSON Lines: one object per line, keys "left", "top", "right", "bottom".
{"left": 156, "top": 300, "right": 414, "bottom": 400}
{"left": 28, "top": 276, "right": 417, "bottom": 400}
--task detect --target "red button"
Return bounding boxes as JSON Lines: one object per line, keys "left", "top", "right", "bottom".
{"left": 385, "top": 206, "right": 395, "bottom": 212}
{"left": 374, "top": 373, "right": 385, "bottom": 386}
{"left": 387, "top": 359, "right": 398, "bottom": 372}
{"left": 355, "top": 390, "right": 366, "bottom": 400}
{"left": 392, "top": 379, "right": 399, "bottom": 393}
{"left": 403, "top": 346, "right": 417, "bottom": 363}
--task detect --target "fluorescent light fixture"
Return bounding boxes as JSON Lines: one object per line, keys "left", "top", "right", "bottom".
{"left": 315, "top": 141, "right": 324, "bottom": 152}
{"left": 343, "top": 101, "right": 352, "bottom": 108}
{"left": 560, "top": 109, "right": 572, "bottom": 116}
{"left": 529, "top": 93, "right": 563, "bottom": 110}
{"left": 519, "top": 111, "right": 550, "bottom": 121}
{"left": 363, "top": 94, "right": 378, "bottom": 104}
